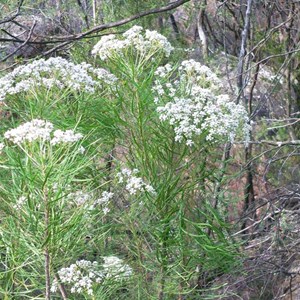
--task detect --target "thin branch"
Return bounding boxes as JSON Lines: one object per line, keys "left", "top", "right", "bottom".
{"left": 235, "top": 140, "right": 300, "bottom": 146}
{"left": 0, "top": 20, "right": 37, "bottom": 62}
{"left": 42, "top": 0, "right": 191, "bottom": 56}
{"left": 236, "top": 0, "right": 253, "bottom": 103}
{"left": 54, "top": 273, "right": 68, "bottom": 300}
{"left": 0, "top": 30, "right": 124, "bottom": 45}
{"left": 267, "top": 118, "right": 300, "bottom": 131}
{"left": 0, "top": 0, "right": 24, "bottom": 25}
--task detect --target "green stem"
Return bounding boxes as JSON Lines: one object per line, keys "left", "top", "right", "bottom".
{"left": 44, "top": 187, "right": 51, "bottom": 300}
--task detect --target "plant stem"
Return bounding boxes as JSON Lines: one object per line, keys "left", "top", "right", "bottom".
{"left": 45, "top": 248, "right": 51, "bottom": 300}
{"left": 158, "top": 264, "right": 166, "bottom": 300}
{"left": 44, "top": 188, "right": 51, "bottom": 300}
{"left": 54, "top": 273, "right": 68, "bottom": 300}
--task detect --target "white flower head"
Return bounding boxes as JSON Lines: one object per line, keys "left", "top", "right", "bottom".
{"left": 95, "top": 191, "right": 114, "bottom": 205}
{"left": 94, "top": 191, "right": 114, "bottom": 215}
{"left": 0, "top": 57, "right": 116, "bottom": 101}
{"left": 116, "top": 168, "right": 156, "bottom": 195}
{"left": 92, "top": 25, "right": 173, "bottom": 61}
{"left": 53, "top": 257, "right": 132, "bottom": 295}
{"left": 154, "top": 60, "right": 250, "bottom": 146}
{"left": 102, "top": 256, "right": 133, "bottom": 279}
{"left": 4, "top": 119, "right": 53, "bottom": 145}
{"left": 68, "top": 190, "right": 91, "bottom": 206}
{"left": 4, "top": 119, "right": 84, "bottom": 147}
{"left": 51, "top": 129, "right": 83, "bottom": 145}
{"left": 13, "top": 195, "right": 27, "bottom": 210}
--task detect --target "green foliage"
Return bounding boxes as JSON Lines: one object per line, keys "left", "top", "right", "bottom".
{"left": 0, "top": 25, "right": 245, "bottom": 299}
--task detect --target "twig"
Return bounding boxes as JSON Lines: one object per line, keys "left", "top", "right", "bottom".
{"left": 195, "top": 0, "right": 208, "bottom": 59}
{"left": 267, "top": 119, "right": 300, "bottom": 131}
{"left": 42, "top": 0, "right": 191, "bottom": 56}
{"left": 0, "top": 0, "right": 24, "bottom": 25}
{"left": 54, "top": 273, "right": 68, "bottom": 300}
{"left": 236, "top": 0, "right": 253, "bottom": 103}
{"left": 0, "top": 20, "right": 37, "bottom": 62}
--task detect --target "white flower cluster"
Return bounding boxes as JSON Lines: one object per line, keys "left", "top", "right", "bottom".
{"left": 93, "top": 68, "right": 118, "bottom": 85}
{"left": 116, "top": 168, "right": 156, "bottom": 195}
{"left": 95, "top": 191, "right": 114, "bottom": 215}
{"left": 68, "top": 190, "right": 91, "bottom": 207}
{"left": 92, "top": 25, "right": 173, "bottom": 60}
{"left": 51, "top": 260, "right": 99, "bottom": 295}
{"left": 153, "top": 60, "right": 251, "bottom": 146}
{"left": 67, "top": 190, "right": 113, "bottom": 215}
{"left": 179, "top": 60, "right": 222, "bottom": 90}
{"left": 0, "top": 57, "right": 117, "bottom": 101}
{"left": 4, "top": 119, "right": 83, "bottom": 146}
{"left": 102, "top": 256, "right": 133, "bottom": 279}
{"left": 154, "top": 64, "right": 173, "bottom": 79}
{"left": 51, "top": 257, "right": 132, "bottom": 295}
{"left": 13, "top": 195, "right": 27, "bottom": 210}
{"left": 50, "top": 129, "right": 83, "bottom": 145}
{"left": 4, "top": 119, "right": 53, "bottom": 144}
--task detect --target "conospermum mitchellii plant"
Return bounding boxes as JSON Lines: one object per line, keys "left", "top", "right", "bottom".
{"left": 0, "top": 57, "right": 118, "bottom": 129}
{"left": 0, "top": 23, "right": 251, "bottom": 299}
{"left": 0, "top": 119, "right": 146, "bottom": 299}
{"left": 0, "top": 119, "right": 115, "bottom": 299}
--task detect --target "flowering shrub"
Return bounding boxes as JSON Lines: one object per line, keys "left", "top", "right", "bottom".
{"left": 153, "top": 59, "right": 251, "bottom": 146}
{"left": 0, "top": 25, "right": 247, "bottom": 300}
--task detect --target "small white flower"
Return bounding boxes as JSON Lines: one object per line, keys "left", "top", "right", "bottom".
{"left": 53, "top": 257, "right": 132, "bottom": 295}
{"left": 95, "top": 191, "right": 114, "bottom": 205}
{"left": 145, "top": 184, "right": 156, "bottom": 195}
{"left": 78, "top": 146, "right": 85, "bottom": 154}
{"left": 68, "top": 190, "right": 91, "bottom": 206}
{"left": 51, "top": 129, "right": 83, "bottom": 145}
{"left": 13, "top": 196, "right": 27, "bottom": 210}
{"left": 117, "top": 168, "right": 156, "bottom": 195}
{"left": 102, "top": 207, "right": 110, "bottom": 215}
{"left": 94, "top": 191, "right": 114, "bottom": 214}
{"left": 102, "top": 256, "right": 133, "bottom": 279}
{"left": 50, "top": 279, "right": 58, "bottom": 293}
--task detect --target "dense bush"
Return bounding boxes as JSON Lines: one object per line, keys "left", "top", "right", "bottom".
{"left": 0, "top": 26, "right": 249, "bottom": 299}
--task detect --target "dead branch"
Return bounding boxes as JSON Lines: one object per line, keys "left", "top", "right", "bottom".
{"left": 0, "top": 20, "right": 37, "bottom": 62}
{"left": 42, "top": 0, "right": 191, "bottom": 56}
{"left": 0, "top": 0, "right": 24, "bottom": 25}
{"left": 236, "top": 0, "right": 253, "bottom": 103}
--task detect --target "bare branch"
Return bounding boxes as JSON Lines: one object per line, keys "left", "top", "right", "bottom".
{"left": 236, "top": 0, "right": 253, "bottom": 103}
{"left": 42, "top": 0, "right": 191, "bottom": 56}
{"left": 0, "top": 20, "right": 37, "bottom": 62}
{"left": 0, "top": 0, "right": 24, "bottom": 25}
